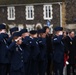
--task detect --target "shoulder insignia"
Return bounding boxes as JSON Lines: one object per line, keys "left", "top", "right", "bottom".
{"left": 54, "top": 38, "right": 57, "bottom": 40}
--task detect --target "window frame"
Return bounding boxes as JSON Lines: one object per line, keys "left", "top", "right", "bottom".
{"left": 26, "top": 5, "right": 34, "bottom": 20}
{"left": 43, "top": 5, "right": 53, "bottom": 20}
{"left": 7, "top": 6, "right": 15, "bottom": 20}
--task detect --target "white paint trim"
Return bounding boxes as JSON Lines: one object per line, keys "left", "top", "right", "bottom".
{"left": 59, "top": 3, "right": 62, "bottom": 27}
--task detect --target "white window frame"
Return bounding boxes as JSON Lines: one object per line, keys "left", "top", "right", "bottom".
{"left": 26, "top": 24, "right": 35, "bottom": 31}
{"left": 26, "top": 6, "right": 34, "bottom": 20}
{"left": 7, "top": 6, "right": 15, "bottom": 20}
{"left": 43, "top": 5, "right": 53, "bottom": 20}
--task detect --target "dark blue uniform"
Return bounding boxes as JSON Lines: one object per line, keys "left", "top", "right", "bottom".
{"left": 8, "top": 41, "right": 25, "bottom": 75}
{"left": 0, "top": 33, "right": 9, "bottom": 75}
{"left": 29, "top": 37, "right": 40, "bottom": 75}
{"left": 52, "top": 35, "right": 64, "bottom": 75}
{"left": 21, "top": 36, "right": 31, "bottom": 75}
{"left": 38, "top": 37, "right": 47, "bottom": 75}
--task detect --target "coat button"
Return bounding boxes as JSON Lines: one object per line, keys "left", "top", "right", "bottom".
{"left": 21, "top": 53, "right": 23, "bottom": 55}
{"left": 21, "top": 60, "right": 23, "bottom": 62}
{"left": 21, "top": 56, "right": 23, "bottom": 59}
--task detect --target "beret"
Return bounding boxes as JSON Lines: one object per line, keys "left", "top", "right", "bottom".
{"left": 10, "top": 27, "right": 18, "bottom": 34}
{"left": 0, "top": 24, "right": 6, "bottom": 30}
{"left": 38, "top": 29, "right": 46, "bottom": 34}
{"left": 12, "top": 32, "right": 21, "bottom": 38}
{"left": 20, "top": 29, "right": 28, "bottom": 35}
{"left": 54, "top": 26, "right": 63, "bottom": 31}
{"left": 30, "top": 30, "right": 37, "bottom": 35}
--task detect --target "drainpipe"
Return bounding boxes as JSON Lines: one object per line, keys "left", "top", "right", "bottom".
{"left": 59, "top": 3, "right": 62, "bottom": 27}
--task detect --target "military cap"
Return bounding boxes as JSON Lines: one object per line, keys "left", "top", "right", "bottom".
{"left": 20, "top": 29, "right": 28, "bottom": 35}
{"left": 54, "top": 26, "right": 63, "bottom": 31}
{"left": 0, "top": 24, "right": 6, "bottom": 30}
{"left": 38, "top": 29, "right": 46, "bottom": 34}
{"left": 30, "top": 30, "right": 37, "bottom": 35}
{"left": 10, "top": 27, "right": 18, "bottom": 34}
{"left": 12, "top": 32, "right": 21, "bottom": 38}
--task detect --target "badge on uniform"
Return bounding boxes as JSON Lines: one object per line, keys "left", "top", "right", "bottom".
{"left": 16, "top": 47, "right": 18, "bottom": 51}
{"left": 70, "top": 42, "right": 72, "bottom": 45}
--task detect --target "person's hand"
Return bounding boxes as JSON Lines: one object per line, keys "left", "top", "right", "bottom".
{"left": 59, "top": 31, "right": 63, "bottom": 35}
{"left": 0, "top": 29, "right": 6, "bottom": 34}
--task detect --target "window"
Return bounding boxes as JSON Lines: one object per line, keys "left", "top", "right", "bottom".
{"left": 7, "top": 6, "right": 15, "bottom": 20}
{"left": 43, "top": 5, "right": 53, "bottom": 20}
{"left": 26, "top": 24, "right": 35, "bottom": 31}
{"left": 26, "top": 6, "right": 34, "bottom": 20}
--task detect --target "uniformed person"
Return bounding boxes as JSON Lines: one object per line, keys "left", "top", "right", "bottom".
{"left": 64, "top": 31, "right": 75, "bottom": 75}
{"left": 29, "top": 30, "right": 40, "bottom": 75}
{"left": 38, "top": 29, "right": 47, "bottom": 75}
{"left": 20, "top": 29, "right": 30, "bottom": 75}
{"left": 43, "top": 26, "right": 53, "bottom": 75}
{"left": 7, "top": 27, "right": 19, "bottom": 45}
{"left": 8, "top": 32, "right": 25, "bottom": 75}
{"left": 0, "top": 24, "right": 9, "bottom": 75}
{"left": 52, "top": 26, "right": 64, "bottom": 75}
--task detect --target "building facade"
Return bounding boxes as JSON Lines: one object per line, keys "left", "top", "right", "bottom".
{"left": 0, "top": 0, "right": 63, "bottom": 31}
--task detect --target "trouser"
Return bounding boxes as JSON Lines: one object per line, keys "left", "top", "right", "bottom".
{"left": 24, "top": 62, "right": 30, "bottom": 75}
{"left": 46, "top": 59, "right": 51, "bottom": 75}
{"left": 38, "top": 60, "right": 47, "bottom": 75}
{"left": 67, "top": 64, "right": 75, "bottom": 75}
{"left": 53, "top": 61, "right": 64, "bottom": 75}
{"left": 10, "top": 67, "right": 25, "bottom": 75}
{"left": 0, "top": 63, "right": 9, "bottom": 75}
{"left": 29, "top": 60, "right": 38, "bottom": 75}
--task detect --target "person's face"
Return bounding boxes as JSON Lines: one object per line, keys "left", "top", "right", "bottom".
{"left": 33, "top": 33, "right": 38, "bottom": 38}
{"left": 56, "top": 31, "right": 63, "bottom": 36}
{"left": 41, "top": 33, "right": 46, "bottom": 38}
{"left": 30, "top": 33, "right": 37, "bottom": 38}
{"left": 63, "top": 31, "right": 67, "bottom": 37}
{"left": 46, "top": 28, "right": 50, "bottom": 34}
{"left": 70, "top": 32, "right": 75, "bottom": 38}
{"left": 16, "top": 38, "right": 22, "bottom": 45}
{"left": 63, "top": 32, "right": 66, "bottom": 36}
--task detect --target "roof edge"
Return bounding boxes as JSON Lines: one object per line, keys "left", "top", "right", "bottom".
{"left": 0, "top": 2, "right": 63, "bottom": 7}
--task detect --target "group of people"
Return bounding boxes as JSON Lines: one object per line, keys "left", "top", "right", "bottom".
{"left": 0, "top": 24, "right": 52, "bottom": 75}
{"left": 0, "top": 23, "right": 76, "bottom": 75}
{"left": 52, "top": 27, "right": 76, "bottom": 75}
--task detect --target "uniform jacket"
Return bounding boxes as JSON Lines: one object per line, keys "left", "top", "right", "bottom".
{"left": 8, "top": 41, "right": 24, "bottom": 70}
{"left": 46, "top": 34, "right": 53, "bottom": 59}
{"left": 52, "top": 35, "right": 64, "bottom": 63}
{"left": 29, "top": 37, "right": 40, "bottom": 60}
{"left": 21, "top": 36, "right": 31, "bottom": 63}
{"left": 0, "top": 33, "right": 9, "bottom": 63}
{"left": 38, "top": 37, "right": 47, "bottom": 61}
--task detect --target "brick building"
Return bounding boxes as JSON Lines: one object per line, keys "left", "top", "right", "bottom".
{"left": 0, "top": 0, "right": 63, "bottom": 31}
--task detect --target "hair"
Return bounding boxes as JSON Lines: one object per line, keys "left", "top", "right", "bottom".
{"left": 68, "top": 30, "right": 74, "bottom": 34}
{"left": 43, "top": 26, "right": 49, "bottom": 31}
